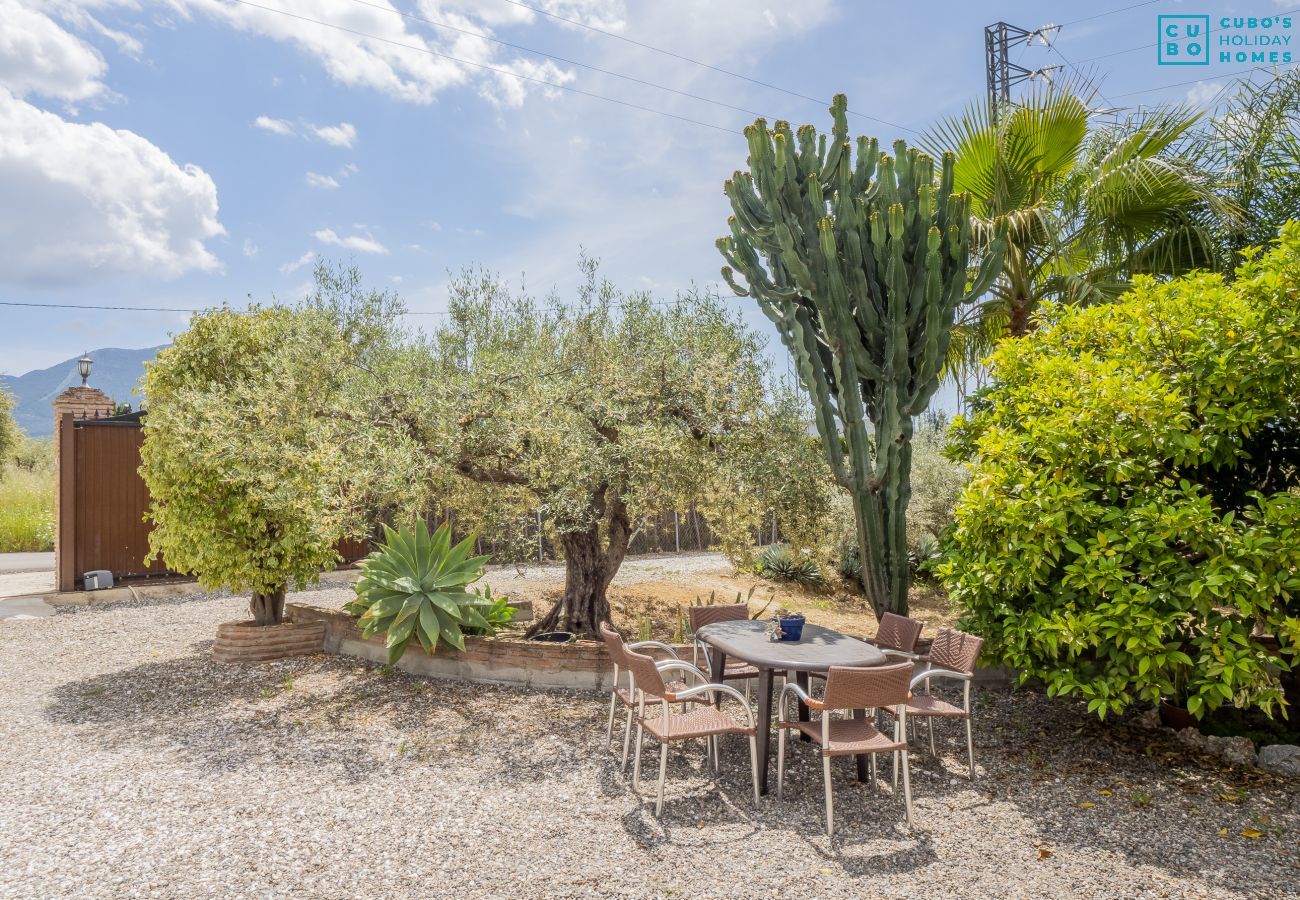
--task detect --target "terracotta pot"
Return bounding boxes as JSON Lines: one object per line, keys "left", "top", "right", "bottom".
{"left": 1159, "top": 701, "right": 1197, "bottom": 731}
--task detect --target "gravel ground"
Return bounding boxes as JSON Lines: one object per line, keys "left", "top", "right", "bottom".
{"left": 2, "top": 588, "right": 1298, "bottom": 899}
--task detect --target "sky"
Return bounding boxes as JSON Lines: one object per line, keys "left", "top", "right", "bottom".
{"left": 0, "top": 0, "right": 1295, "bottom": 402}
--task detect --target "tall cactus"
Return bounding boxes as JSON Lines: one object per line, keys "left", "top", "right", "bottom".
{"left": 717, "top": 95, "right": 1005, "bottom": 618}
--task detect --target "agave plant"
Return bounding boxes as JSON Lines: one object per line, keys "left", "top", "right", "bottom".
{"left": 755, "top": 544, "right": 824, "bottom": 587}
{"left": 348, "top": 521, "right": 504, "bottom": 663}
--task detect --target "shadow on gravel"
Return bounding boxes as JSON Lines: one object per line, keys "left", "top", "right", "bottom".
{"left": 42, "top": 649, "right": 606, "bottom": 786}
{"left": 941, "top": 687, "right": 1300, "bottom": 895}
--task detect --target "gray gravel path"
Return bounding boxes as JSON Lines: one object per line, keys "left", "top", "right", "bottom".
{"left": 1, "top": 588, "right": 1297, "bottom": 899}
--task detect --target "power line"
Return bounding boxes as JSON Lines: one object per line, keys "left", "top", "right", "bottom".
{"left": 336, "top": 0, "right": 773, "bottom": 122}
{"left": 1112, "top": 61, "right": 1299, "bottom": 98}
{"left": 1047, "top": 42, "right": 1117, "bottom": 109}
{"left": 225, "top": 0, "right": 736, "bottom": 134}
{"left": 1, "top": 300, "right": 204, "bottom": 313}
{"left": 489, "top": 0, "right": 917, "bottom": 133}
{"left": 1058, "top": 0, "right": 1163, "bottom": 29}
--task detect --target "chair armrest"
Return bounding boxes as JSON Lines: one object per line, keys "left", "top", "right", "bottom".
{"left": 881, "top": 648, "right": 920, "bottom": 661}
{"left": 778, "top": 680, "right": 824, "bottom": 721}
{"left": 909, "top": 667, "right": 971, "bottom": 690}
{"left": 669, "top": 682, "right": 753, "bottom": 726}
{"left": 628, "top": 640, "right": 679, "bottom": 659}
{"left": 654, "top": 659, "right": 708, "bottom": 683}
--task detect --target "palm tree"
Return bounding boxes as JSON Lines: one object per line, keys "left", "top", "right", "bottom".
{"left": 923, "top": 86, "right": 1236, "bottom": 378}
{"left": 1203, "top": 69, "right": 1300, "bottom": 265}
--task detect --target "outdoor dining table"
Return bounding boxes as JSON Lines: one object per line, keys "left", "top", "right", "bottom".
{"left": 694, "top": 619, "right": 887, "bottom": 795}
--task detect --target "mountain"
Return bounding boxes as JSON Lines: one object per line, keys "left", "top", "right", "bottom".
{"left": 0, "top": 346, "right": 166, "bottom": 438}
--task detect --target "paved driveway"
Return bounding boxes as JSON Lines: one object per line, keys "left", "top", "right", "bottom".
{"left": 0, "top": 552, "right": 53, "bottom": 574}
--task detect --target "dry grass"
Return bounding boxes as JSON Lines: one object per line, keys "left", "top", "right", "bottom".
{"left": 518, "top": 558, "right": 959, "bottom": 642}
{"left": 0, "top": 468, "right": 54, "bottom": 552}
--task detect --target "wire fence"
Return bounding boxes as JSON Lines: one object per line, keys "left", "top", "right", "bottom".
{"left": 426, "top": 507, "right": 786, "bottom": 564}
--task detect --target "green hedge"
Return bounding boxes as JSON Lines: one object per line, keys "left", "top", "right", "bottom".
{"left": 942, "top": 223, "right": 1300, "bottom": 720}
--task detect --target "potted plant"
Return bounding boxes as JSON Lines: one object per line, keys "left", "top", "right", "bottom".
{"left": 766, "top": 607, "right": 806, "bottom": 642}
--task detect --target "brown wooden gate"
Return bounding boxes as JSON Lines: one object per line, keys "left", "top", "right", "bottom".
{"left": 56, "top": 412, "right": 371, "bottom": 592}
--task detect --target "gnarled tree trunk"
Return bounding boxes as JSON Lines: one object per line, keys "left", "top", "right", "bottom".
{"left": 528, "top": 489, "right": 630, "bottom": 637}
{"left": 249, "top": 585, "right": 286, "bottom": 626}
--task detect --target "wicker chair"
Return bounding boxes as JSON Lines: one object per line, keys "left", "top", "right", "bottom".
{"left": 599, "top": 623, "right": 706, "bottom": 772}
{"left": 776, "top": 662, "right": 916, "bottom": 835}
{"left": 883, "top": 626, "right": 984, "bottom": 779}
{"left": 624, "top": 647, "right": 760, "bottom": 815}
{"left": 687, "top": 603, "right": 762, "bottom": 701}
{"left": 864, "top": 612, "right": 924, "bottom": 660}
{"left": 810, "top": 612, "right": 922, "bottom": 687}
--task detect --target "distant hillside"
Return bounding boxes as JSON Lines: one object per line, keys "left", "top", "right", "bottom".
{"left": 0, "top": 346, "right": 165, "bottom": 437}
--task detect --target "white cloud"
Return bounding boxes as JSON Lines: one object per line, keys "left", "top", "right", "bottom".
{"left": 254, "top": 116, "right": 358, "bottom": 147}
{"left": 309, "top": 121, "right": 356, "bottom": 148}
{"left": 253, "top": 114, "right": 295, "bottom": 136}
{"left": 313, "top": 228, "right": 389, "bottom": 255}
{"left": 181, "top": 0, "right": 592, "bottom": 108}
{"left": 0, "top": 0, "right": 108, "bottom": 102}
{"left": 242, "top": 238, "right": 259, "bottom": 257}
{"left": 0, "top": 86, "right": 224, "bottom": 285}
{"left": 281, "top": 249, "right": 316, "bottom": 274}
{"left": 305, "top": 171, "right": 340, "bottom": 189}
{"left": 1186, "top": 80, "right": 1225, "bottom": 108}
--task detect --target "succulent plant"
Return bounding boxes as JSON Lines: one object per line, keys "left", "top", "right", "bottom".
{"left": 756, "top": 543, "right": 824, "bottom": 586}
{"left": 348, "top": 521, "right": 502, "bottom": 663}
{"left": 718, "top": 94, "right": 1006, "bottom": 617}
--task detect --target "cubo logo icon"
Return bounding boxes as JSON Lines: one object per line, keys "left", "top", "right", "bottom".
{"left": 1159, "top": 14, "right": 1211, "bottom": 65}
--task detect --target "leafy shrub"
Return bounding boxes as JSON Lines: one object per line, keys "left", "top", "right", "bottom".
{"left": 756, "top": 543, "right": 823, "bottom": 586}
{"left": 941, "top": 225, "right": 1300, "bottom": 721}
{"left": 462, "top": 588, "right": 517, "bottom": 636}
{"left": 348, "top": 521, "right": 508, "bottom": 663}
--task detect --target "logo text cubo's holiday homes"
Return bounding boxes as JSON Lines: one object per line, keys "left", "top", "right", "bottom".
{"left": 1158, "top": 14, "right": 1293, "bottom": 66}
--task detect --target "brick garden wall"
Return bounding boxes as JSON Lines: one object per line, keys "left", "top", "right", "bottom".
{"left": 286, "top": 603, "right": 679, "bottom": 693}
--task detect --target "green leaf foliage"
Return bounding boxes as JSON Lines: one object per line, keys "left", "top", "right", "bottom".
{"left": 755, "top": 543, "right": 823, "bottom": 587}
{"left": 925, "top": 83, "right": 1234, "bottom": 374}
{"left": 0, "top": 388, "right": 17, "bottom": 482}
{"left": 942, "top": 222, "right": 1300, "bottom": 721}
{"left": 347, "top": 520, "right": 506, "bottom": 663}
{"left": 139, "top": 263, "right": 430, "bottom": 602}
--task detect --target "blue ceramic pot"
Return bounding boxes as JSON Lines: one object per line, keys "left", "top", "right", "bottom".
{"left": 778, "top": 615, "right": 806, "bottom": 641}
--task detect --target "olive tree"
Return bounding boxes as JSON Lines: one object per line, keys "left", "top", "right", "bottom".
{"left": 396, "top": 260, "right": 831, "bottom": 636}
{"left": 140, "top": 265, "right": 427, "bottom": 625}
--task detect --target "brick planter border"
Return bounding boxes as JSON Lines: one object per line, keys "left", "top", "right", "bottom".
{"left": 287, "top": 603, "right": 664, "bottom": 692}
{"left": 212, "top": 619, "right": 326, "bottom": 664}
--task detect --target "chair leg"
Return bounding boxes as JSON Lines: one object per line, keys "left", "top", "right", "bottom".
{"left": 606, "top": 691, "right": 617, "bottom": 744}
{"left": 822, "top": 754, "right": 834, "bottom": 837}
{"left": 713, "top": 735, "right": 720, "bottom": 773}
{"left": 901, "top": 748, "right": 914, "bottom": 828}
{"left": 777, "top": 728, "right": 787, "bottom": 799}
{"left": 744, "top": 678, "right": 751, "bottom": 706}
{"left": 748, "top": 734, "right": 760, "bottom": 806}
{"left": 965, "top": 717, "right": 975, "bottom": 780}
{"left": 927, "top": 716, "right": 935, "bottom": 757}
{"left": 620, "top": 706, "right": 634, "bottom": 772}
{"left": 632, "top": 721, "right": 644, "bottom": 790}
{"left": 870, "top": 752, "right": 878, "bottom": 791}
{"left": 655, "top": 740, "right": 669, "bottom": 816}
{"left": 892, "top": 750, "right": 899, "bottom": 792}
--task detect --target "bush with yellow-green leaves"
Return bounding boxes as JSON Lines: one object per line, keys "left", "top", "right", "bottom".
{"left": 942, "top": 223, "right": 1300, "bottom": 721}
